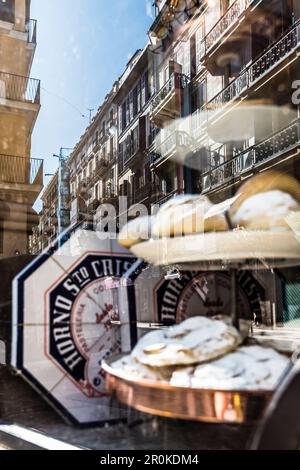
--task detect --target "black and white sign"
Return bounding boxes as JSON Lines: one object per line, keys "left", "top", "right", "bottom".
{"left": 12, "top": 228, "right": 137, "bottom": 424}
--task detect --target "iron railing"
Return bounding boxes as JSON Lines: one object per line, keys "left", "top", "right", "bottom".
{"left": 133, "top": 183, "right": 151, "bottom": 204}
{"left": 0, "top": 71, "right": 40, "bottom": 104}
{"left": 207, "top": 20, "right": 300, "bottom": 112}
{"left": 205, "top": 0, "right": 254, "bottom": 52}
{"left": 150, "top": 130, "right": 192, "bottom": 165}
{"left": 151, "top": 73, "right": 189, "bottom": 114}
{"left": 202, "top": 118, "right": 300, "bottom": 193}
{"left": 0, "top": 154, "right": 43, "bottom": 186}
{"left": 26, "top": 19, "right": 37, "bottom": 44}
{"left": 154, "top": 189, "right": 179, "bottom": 207}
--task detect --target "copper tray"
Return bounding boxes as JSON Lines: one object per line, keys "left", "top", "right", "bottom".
{"left": 103, "top": 355, "right": 273, "bottom": 424}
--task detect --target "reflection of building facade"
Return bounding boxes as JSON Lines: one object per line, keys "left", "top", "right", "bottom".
{"left": 68, "top": 84, "right": 119, "bottom": 227}
{"left": 116, "top": 49, "right": 153, "bottom": 211}
{"left": 40, "top": 172, "right": 59, "bottom": 249}
{"left": 39, "top": 0, "right": 300, "bottom": 247}
{"left": 149, "top": 0, "right": 300, "bottom": 202}
{"left": 0, "top": 0, "right": 43, "bottom": 257}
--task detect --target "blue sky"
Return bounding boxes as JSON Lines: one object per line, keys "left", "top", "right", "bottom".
{"left": 30, "top": 0, "right": 154, "bottom": 181}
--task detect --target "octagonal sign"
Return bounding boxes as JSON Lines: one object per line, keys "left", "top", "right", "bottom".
{"left": 12, "top": 228, "right": 137, "bottom": 424}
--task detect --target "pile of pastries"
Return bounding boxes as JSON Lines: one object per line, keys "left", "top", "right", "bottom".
{"left": 111, "top": 317, "right": 289, "bottom": 391}
{"left": 118, "top": 171, "right": 300, "bottom": 248}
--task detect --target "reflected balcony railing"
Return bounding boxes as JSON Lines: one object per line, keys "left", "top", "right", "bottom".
{"left": 96, "top": 157, "right": 109, "bottom": 177}
{"left": 151, "top": 73, "right": 189, "bottom": 115}
{"left": 208, "top": 20, "right": 300, "bottom": 112}
{"left": 202, "top": 118, "right": 300, "bottom": 193}
{"left": 0, "top": 154, "right": 43, "bottom": 187}
{"left": 133, "top": 183, "right": 151, "bottom": 204}
{"left": 0, "top": 71, "right": 40, "bottom": 105}
{"left": 26, "top": 19, "right": 37, "bottom": 44}
{"left": 154, "top": 188, "right": 178, "bottom": 206}
{"left": 205, "top": 0, "right": 254, "bottom": 52}
{"left": 150, "top": 130, "right": 192, "bottom": 165}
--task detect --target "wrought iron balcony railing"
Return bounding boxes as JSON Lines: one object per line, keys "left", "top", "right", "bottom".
{"left": 207, "top": 20, "right": 300, "bottom": 112}
{"left": 95, "top": 158, "right": 109, "bottom": 177}
{"left": 151, "top": 73, "right": 189, "bottom": 115}
{"left": 153, "top": 189, "right": 178, "bottom": 206}
{"left": 0, "top": 154, "right": 43, "bottom": 187}
{"left": 26, "top": 19, "right": 37, "bottom": 44}
{"left": 0, "top": 71, "right": 40, "bottom": 104}
{"left": 202, "top": 118, "right": 300, "bottom": 193}
{"left": 205, "top": 0, "right": 254, "bottom": 52}
{"left": 133, "top": 183, "right": 151, "bottom": 204}
{"left": 150, "top": 130, "right": 192, "bottom": 165}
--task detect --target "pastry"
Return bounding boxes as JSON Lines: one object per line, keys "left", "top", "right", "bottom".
{"left": 111, "top": 355, "right": 171, "bottom": 381}
{"left": 170, "top": 345, "right": 289, "bottom": 391}
{"left": 131, "top": 316, "right": 241, "bottom": 367}
{"left": 230, "top": 171, "right": 300, "bottom": 230}
{"left": 231, "top": 190, "right": 300, "bottom": 231}
{"left": 152, "top": 194, "right": 228, "bottom": 238}
{"left": 118, "top": 216, "right": 153, "bottom": 248}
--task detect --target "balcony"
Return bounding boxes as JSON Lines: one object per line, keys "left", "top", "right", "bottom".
{"left": 26, "top": 19, "right": 37, "bottom": 44}
{"left": 0, "top": 154, "right": 43, "bottom": 199}
{"left": 150, "top": 73, "right": 189, "bottom": 127}
{"left": 95, "top": 158, "right": 109, "bottom": 177}
{"left": 150, "top": 130, "right": 192, "bottom": 167}
{"left": 102, "top": 186, "right": 118, "bottom": 204}
{"left": 119, "top": 117, "right": 146, "bottom": 171}
{"left": 132, "top": 183, "right": 151, "bottom": 204}
{"left": 206, "top": 0, "right": 254, "bottom": 52}
{"left": 151, "top": 188, "right": 178, "bottom": 206}
{"left": 0, "top": 15, "right": 37, "bottom": 43}
{"left": 202, "top": 118, "right": 300, "bottom": 194}
{"left": 0, "top": 70, "right": 40, "bottom": 105}
{"left": 191, "top": 21, "right": 300, "bottom": 143}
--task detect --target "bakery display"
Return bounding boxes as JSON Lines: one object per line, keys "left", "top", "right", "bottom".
{"left": 118, "top": 215, "right": 153, "bottom": 248}
{"left": 120, "top": 171, "right": 300, "bottom": 268}
{"left": 170, "top": 345, "right": 289, "bottom": 391}
{"left": 151, "top": 194, "right": 228, "bottom": 238}
{"left": 108, "top": 317, "right": 289, "bottom": 392}
{"left": 131, "top": 316, "right": 241, "bottom": 367}
{"left": 230, "top": 171, "right": 300, "bottom": 231}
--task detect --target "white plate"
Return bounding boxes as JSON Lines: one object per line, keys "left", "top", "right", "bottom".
{"left": 131, "top": 231, "right": 300, "bottom": 270}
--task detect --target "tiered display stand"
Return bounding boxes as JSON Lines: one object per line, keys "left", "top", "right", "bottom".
{"left": 103, "top": 230, "right": 300, "bottom": 424}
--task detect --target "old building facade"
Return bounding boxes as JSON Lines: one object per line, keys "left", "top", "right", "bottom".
{"left": 0, "top": 0, "right": 43, "bottom": 257}
{"left": 68, "top": 84, "right": 119, "bottom": 227}
{"left": 37, "top": 0, "right": 300, "bottom": 248}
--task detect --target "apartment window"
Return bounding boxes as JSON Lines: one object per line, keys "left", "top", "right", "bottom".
{"left": 195, "top": 22, "right": 205, "bottom": 72}
{"left": 95, "top": 183, "right": 99, "bottom": 201}
{"left": 0, "top": 0, "right": 15, "bottom": 23}
{"left": 133, "top": 86, "right": 138, "bottom": 116}
{"left": 129, "top": 90, "right": 134, "bottom": 121}
{"left": 137, "top": 81, "right": 141, "bottom": 112}
{"left": 121, "top": 102, "right": 126, "bottom": 132}
{"left": 110, "top": 137, "right": 114, "bottom": 159}
{"left": 125, "top": 98, "right": 130, "bottom": 126}
{"left": 141, "top": 74, "right": 146, "bottom": 107}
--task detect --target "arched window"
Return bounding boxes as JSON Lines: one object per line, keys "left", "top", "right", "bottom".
{"left": 0, "top": 0, "right": 15, "bottom": 24}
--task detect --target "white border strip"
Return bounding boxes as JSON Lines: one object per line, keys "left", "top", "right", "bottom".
{"left": 0, "top": 425, "right": 83, "bottom": 451}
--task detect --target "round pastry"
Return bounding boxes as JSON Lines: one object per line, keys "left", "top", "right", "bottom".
{"left": 231, "top": 190, "right": 300, "bottom": 231}
{"left": 118, "top": 216, "right": 153, "bottom": 248}
{"left": 170, "top": 345, "right": 289, "bottom": 391}
{"left": 230, "top": 171, "right": 300, "bottom": 230}
{"left": 131, "top": 317, "right": 241, "bottom": 368}
{"left": 152, "top": 194, "right": 228, "bottom": 238}
{"left": 111, "top": 355, "right": 171, "bottom": 382}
